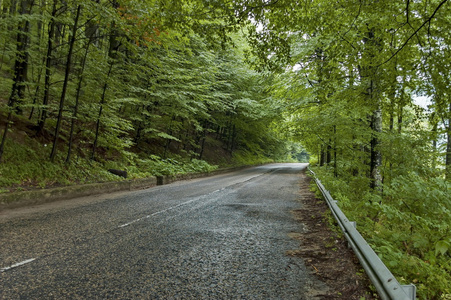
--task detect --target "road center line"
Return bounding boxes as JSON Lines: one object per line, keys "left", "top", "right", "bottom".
{"left": 1, "top": 258, "right": 36, "bottom": 273}
{"left": 117, "top": 171, "right": 268, "bottom": 229}
{"left": 118, "top": 188, "right": 225, "bottom": 228}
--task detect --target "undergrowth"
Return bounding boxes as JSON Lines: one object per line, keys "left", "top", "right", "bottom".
{"left": 0, "top": 135, "right": 220, "bottom": 192}
{"left": 310, "top": 166, "right": 451, "bottom": 300}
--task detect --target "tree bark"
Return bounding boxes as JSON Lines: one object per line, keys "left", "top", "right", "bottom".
{"left": 9, "top": 0, "right": 34, "bottom": 115}
{"left": 0, "top": 0, "right": 34, "bottom": 162}
{"left": 50, "top": 5, "right": 81, "bottom": 162}
{"left": 370, "top": 100, "right": 383, "bottom": 190}
{"left": 91, "top": 0, "right": 119, "bottom": 160}
{"left": 7, "top": 0, "right": 17, "bottom": 30}
{"left": 198, "top": 123, "right": 208, "bottom": 160}
{"left": 362, "top": 28, "right": 383, "bottom": 192}
{"left": 91, "top": 62, "right": 113, "bottom": 160}
{"left": 37, "top": 0, "right": 57, "bottom": 134}
{"left": 446, "top": 103, "right": 451, "bottom": 181}
{"left": 67, "top": 30, "right": 93, "bottom": 163}
{"left": 320, "top": 145, "right": 326, "bottom": 166}
{"left": 333, "top": 125, "right": 337, "bottom": 177}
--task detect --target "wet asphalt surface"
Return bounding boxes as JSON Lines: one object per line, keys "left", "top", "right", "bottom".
{"left": 0, "top": 163, "right": 324, "bottom": 299}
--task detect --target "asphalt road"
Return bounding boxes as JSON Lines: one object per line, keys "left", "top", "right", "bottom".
{"left": 0, "top": 163, "right": 326, "bottom": 299}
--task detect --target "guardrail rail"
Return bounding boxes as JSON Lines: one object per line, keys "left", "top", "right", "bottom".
{"left": 308, "top": 168, "right": 416, "bottom": 300}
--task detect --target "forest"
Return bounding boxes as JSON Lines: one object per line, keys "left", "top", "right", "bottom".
{"left": 0, "top": 0, "right": 449, "bottom": 299}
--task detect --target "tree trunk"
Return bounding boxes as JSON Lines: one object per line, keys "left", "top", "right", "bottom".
{"left": 431, "top": 113, "right": 438, "bottom": 170}
{"left": 66, "top": 42, "right": 88, "bottom": 163}
{"left": 91, "top": 0, "right": 120, "bottom": 160}
{"left": 108, "top": 0, "right": 120, "bottom": 58}
{"left": 50, "top": 5, "right": 80, "bottom": 162}
{"left": 230, "top": 124, "right": 237, "bottom": 154}
{"left": 85, "top": 0, "right": 100, "bottom": 46}
{"left": 333, "top": 125, "right": 337, "bottom": 177}
{"left": 28, "top": 65, "right": 43, "bottom": 120}
{"left": 0, "top": 0, "right": 34, "bottom": 162}
{"left": 9, "top": 0, "right": 34, "bottom": 115}
{"left": 326, "top": 140, "right": 332, "bottom": 165}
{"left": 446, "top": 103, "right": 451, "bottom": 181}
{"left": 91, "top": 61, "right": 113, "bottom": 160}
{"left": 362, "top": 28, "right": 383, "bottom": 192}
{"left": 368, "top": 77, "right": 383, "bottom": 191}
{"left": 370, "top": 101, "right": 383, "bottom": 190}
{"left": 397, "top": 104, "right": 403, "bottom": 134}
{"left": 7, "top": 0, "right": 17, "bottom": 30}
{"left": 37, "top": 0, "right": 57, "bottom": 134}
{"left": 198, "top": 123, "right": 209, "bottom": 160}
{"left": 320, "top": 145, "right": 326, "bottom": 166}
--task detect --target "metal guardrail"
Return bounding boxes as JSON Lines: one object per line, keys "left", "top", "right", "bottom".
{"left": 308, "top": 168, "right": 416, "bottom": 300}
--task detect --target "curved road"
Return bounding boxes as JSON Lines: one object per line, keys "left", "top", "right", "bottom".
{"left": 0, "top": 163, "right": 326, "bottom": 299}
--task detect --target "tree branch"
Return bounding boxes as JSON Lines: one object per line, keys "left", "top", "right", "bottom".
{"left": 406, "top": 0, "right": 410, "bottom": 24}
{"left": 378, "top": 0, "right": 448, "bottom": 67}
{"left": 305, "top": 74, "right": 316, "bottom": 88}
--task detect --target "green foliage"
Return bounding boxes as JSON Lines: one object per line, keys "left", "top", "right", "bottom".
{"left": 1, "top": 1, "right": 449, "bottom": 297}
{"left": 0, "top": 136, "right": 118, "bottom": 191}
{"left": 246, "top": 0, "right": 451, "bottom": 297}
{"left": 0, "top": 0, "right": 288, "bottom": 191}
{"left": 311, "top": 166, "right": 451, "bottom": 299}
{"left": 126, "top": 156, "right": 218, "bottom": 178}
{"left": 0, "top": 134, "right": 220, "bottom": 191}
{"left": 231, "top": 150, "right": 274, "bottom": 167}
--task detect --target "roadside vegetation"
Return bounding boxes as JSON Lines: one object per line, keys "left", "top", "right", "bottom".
{"left": 0, "top": 0, "right": 449, "bottom": 298}
{"left": 0, "top": 1, "right": 303, "bottom": 192}
{"left": 254, "top": 1, "right": 451, "bottom": 298}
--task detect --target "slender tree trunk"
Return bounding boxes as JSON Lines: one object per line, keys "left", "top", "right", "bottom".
{"left": 370, "top": 102, "right": 383, "bottom": 190}
{"left": 320, "top": 145, "right": 326, "bottom": 166}
{"left": 9, "top": 0, "right": 34, "bottom": 115}
{"left": 91, "top": 0, "right": 119, "bottom": 160}
{"left": 362, "top": 28, "right": 383, "bottom": 191}
{"left": 28, "top": 57, "right": 45, "bottom": 120}
{"left": 397, "top": 105, "right": 403, "bottom": 134}
{"left": 0, "top": 0, "right": 34, "bottom": 162}
{"left": 50, "top": 5, "right": 80, "bottom": 162}
{"left": 369, "top": 77, "right": 382, "bottom": 191}
{"left": 7, "top": 0, "right": 17, "bottom": 30}
{"left": 67, "top": 33, "right": 93, "bottom": 163}
{"left": 37, "top": 0, "right": 57, "bottom": 134}
{"left": 226, "top": 117, "right": 234, "bottom": 153}
{"left": 162, "top": 115, "right": 176, "bottom": 159}
{"left": 446, "top": 103, "right": 451, "bottom": 181}
{"left": 326, "top": 139, "right": 332, "bottom": 165}
{"left": 333, "top": 125, "right": 337, "bottom": 177}
{"left": 230, "top": 124, "right": 237, "bottom": 154}
{"left": 0, "top": 110, "right": 13, "bottom": 163}
{"left": 91, "top": 62, "right": 114, "bottom": 160}
{"left": 431, "top": 113, "right": 438, "bottom": 170}
{"left": 199, "top": 123, "right": 209, "bottom": 160}
{"left": 389, "top": 100, "right": 394, "bottom": 132}
{"left": 0, "top": 0, "right": 9, "bottom": 71}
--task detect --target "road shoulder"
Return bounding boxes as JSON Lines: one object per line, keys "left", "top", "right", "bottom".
{"left": 289, "top": 171, "right": 379, "bottom": 299}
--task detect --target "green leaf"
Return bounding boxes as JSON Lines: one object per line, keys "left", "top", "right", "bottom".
{"left": 435, "top": 240, "right": 450, "bottom": 256}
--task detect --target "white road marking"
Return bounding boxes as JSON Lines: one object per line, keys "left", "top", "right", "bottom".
{"left": 118, "top": 172, "right": 267, "bottom": 229}
{"left": 1, "top": 258, "right": 36, "bottom": 273}
{"left": 118, "top": 188, "right": 225, "bottom": 228}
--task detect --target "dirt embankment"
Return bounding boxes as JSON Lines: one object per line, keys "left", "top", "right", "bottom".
{"left": 289, "top": 172, "right": 379, "bottom": 299}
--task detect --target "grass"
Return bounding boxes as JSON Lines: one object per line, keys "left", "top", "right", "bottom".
{"left": 0, "top": 129, "right": 223, "bottom": 192}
